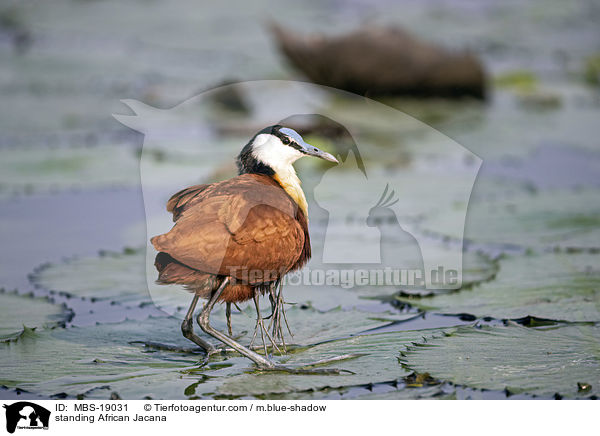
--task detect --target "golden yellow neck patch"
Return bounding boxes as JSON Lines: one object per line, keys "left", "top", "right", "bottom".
{"left": 273, "top": 173, "right": 308, "bottom": 218}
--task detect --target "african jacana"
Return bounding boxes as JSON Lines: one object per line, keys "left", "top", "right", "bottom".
{"left": 151, "top": 125, "right": 338, "bottom": 369}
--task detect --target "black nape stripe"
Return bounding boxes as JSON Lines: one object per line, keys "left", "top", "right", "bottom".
{"left": 236, "top": 127, "right": 279, "bottom": 176}
{"left": 236, "top": 143, "right": 276, "bottom": 176}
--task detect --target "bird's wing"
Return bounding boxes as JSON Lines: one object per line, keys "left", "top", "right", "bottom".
{"left": 151, "top": 174, "right": 305, "bottom": 282}
{"left": 166, "top": 184, "right": 211, "bottom": 221}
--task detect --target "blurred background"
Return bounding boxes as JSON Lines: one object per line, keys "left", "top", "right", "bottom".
{"left": 1, "top": 0, "right": 599, "bottom": 400}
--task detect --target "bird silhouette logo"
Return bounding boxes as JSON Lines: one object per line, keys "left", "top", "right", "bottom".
{"left": 3, "top": 402, "right": 50, "bottom": 433}
{"left": 114, "top": 79, "right": 481, "bottom": 318}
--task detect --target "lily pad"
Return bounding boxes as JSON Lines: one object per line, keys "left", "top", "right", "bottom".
{"left": 495, "top": 70, "right": 538, "bottom": 92}
{"left": 0, "top": 145, "right": 139, "bottom": 197}
{"left": 218, "top": 329, "right": 442, "bottom": 397}
{"left": 402, "top": 324, "right": 600, "bottom": 398}
{"left": 0, "top": 142, "right": 230, "bottom": 198}
{"left": 396, "top": 252, "right": 600, "bottom": 322}
{"left": 0, "top": 312, "right": 437, "bottom": 399}
{"left": 355, "top": 384, "right": 447, "bottom": 400}
{"left": 0, "top": 290, "right": 71, "bottom": 342}
{"left": 31, "top": 249, "right": 152, "bottom": 307}
{"left": 420, "top": 188, "right": 600, "bottom": 251}
{"left": 0, "top": 315, "right": 248, "bottom": 398}
{"left": 391, "top": 249, "right": 498, "bottom": 298}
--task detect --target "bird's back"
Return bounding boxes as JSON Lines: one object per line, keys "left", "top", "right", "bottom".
{"left": 151, "top": 173, "right": 310, "bottom": 300}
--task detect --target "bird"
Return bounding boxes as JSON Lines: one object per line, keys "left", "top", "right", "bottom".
{"left": 151, "top": 125, "right": 338, "bottom": 369}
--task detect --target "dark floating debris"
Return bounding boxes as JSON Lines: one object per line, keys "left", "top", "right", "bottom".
{"left": 270, "top": 23, "right": 487, "bottom": 99}
{"left": 577, "top": 382, "right": 592, "bottom": 393}
{"left": 404, "top": 371, "right": 440, "bottom": 388}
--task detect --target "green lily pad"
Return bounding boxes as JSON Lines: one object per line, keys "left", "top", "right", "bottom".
{"left": 402, "top": 324, "right": 600, "bottom": 398}
{"left": 218, "top": 329, "right": 442, "bottom": 397}
{"left": 0, "top": 312, "right": 436, "bottom": 399}
{"left": 0, "top": 290, "right": 71, "bottom": 342}
{"left": 0, "top": 145, "right": 139, "bottom": 197}
{"left": 396, "top": 252, "right": 600, "bottom": 322}
{"left": 0, "top": 142, "right": 229, "bottom": 198}
{"left": 355, "top": 384, "right": 447, "bottom": 400}
{"left": 420, "top": 188, "right": 600, "bottom": 251}
{"left": 495, "top": 70, "right": 538, "bottom": 92}
{"left": 0, "top": 315, "right": 251, "bottom": 398}
{"left": 391, "top": 250, "right": 498, "bottom": 298}
{"left": 31, "top": 249, "right": 195, "bottom": 314}
{"left": 31, "top": 249, "right": 151, "bottom": 307}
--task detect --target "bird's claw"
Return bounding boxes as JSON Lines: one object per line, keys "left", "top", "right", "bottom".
{"left": 207, "top": 345, "right": 229, "bottom": 356}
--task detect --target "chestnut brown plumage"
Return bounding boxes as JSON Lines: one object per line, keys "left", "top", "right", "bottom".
{"left": 151, "top": 174, "right": 310, "bottom": 303}
{"left": 150, "top": 125, "right": 338, "bottom": 370}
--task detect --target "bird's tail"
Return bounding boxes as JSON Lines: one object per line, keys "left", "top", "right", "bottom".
{"left": 154, "top": 252, "right": 210, "bottom": 287}
{"left": 154, "top": 252, "right": 257, "bottom": 302}
{"left": 150, "top": 234, "right": 167, "bottom": 252}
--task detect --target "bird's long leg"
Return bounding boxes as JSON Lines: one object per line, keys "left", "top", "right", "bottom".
{"left": 251, "top": 293, "right": 282, "bottom": 355}
{"left": 267, "top": 282, "right": 280, "bottom": 331}
{"left": 278, "top": 280, "right": 294, "bottom": 338}
{"left": 197, "top": 279, "right": 358, "bottom": 374}
{"left": 252, "top": 294, "right": 268, "bottom": 356}
{"left": 225, "top": 302, "right": 233, "bottom": 337}
{"left": 266, "top": 281, "right": 292, "bottom": 352}
{"left": 267, "top": 283, "right": 277, "bottom": 319}
{"left": 181, "top": 294, "right": 216, "bottom": 354}
{"left": 197, "top": 277, "right": 275, "bottom": 369}
{"left": 249, "top": 293, "right": 263, "bottom": 351}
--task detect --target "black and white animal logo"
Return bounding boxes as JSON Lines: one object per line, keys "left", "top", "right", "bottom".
{"left": 3, "top": 402, "right": 50, "bottom": 433}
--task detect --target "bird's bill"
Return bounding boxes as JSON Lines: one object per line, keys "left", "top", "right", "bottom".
{"left": 278, "top": 127, "right": 339, "bottom": 163}
{"left": 299, "top": 142, "right": 339, "bottom": 163}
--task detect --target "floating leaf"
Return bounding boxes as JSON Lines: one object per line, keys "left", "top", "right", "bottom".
{"left": 391, "top": 250, "right": 497, "bottom": 297}
{"left": 0, "top": 316, "right": 248, "bottom": 398}
{"left": 420, "top": 189, "right": 600, "bottom": 251}
{"left": 31, "top": 249, "right": 151, "bottom": 307}
{"left": 218, "top": 329, "right": 442, "bottom": 397}
{"left": 396, "top": 252, "right": 600, "bottom": 322}
{"left": 355, "top": 384, "right": 447, "bottom": 400}
{"left": 0, "top": 145, "right": 139, "bottom": 197}
{"left": 0, "top": 291, "right": 71, "bottom": 342}
{"left": 0, "top": 312, "right": 434, "bottom": 400}
{"left": 403, "top": 324, "right": 600, "bottom": 398}
{"left": 0, "top": 142, "right": 228, "bottom": 198}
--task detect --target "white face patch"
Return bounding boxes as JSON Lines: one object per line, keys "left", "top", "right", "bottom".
{"left": 251, "top": 131, "right": 309, "bottom": 215}
{"left": 251, "top": 133, "right": 304, "bottom": 174}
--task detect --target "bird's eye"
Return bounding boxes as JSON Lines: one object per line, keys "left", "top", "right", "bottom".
{"left": 281, "top": 136, "right": 291, "bottom": 145}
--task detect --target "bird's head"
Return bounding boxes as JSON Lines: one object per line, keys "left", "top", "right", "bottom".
{"left": 237, "top": 125, "right": 338, "bottom": 176}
